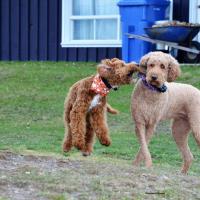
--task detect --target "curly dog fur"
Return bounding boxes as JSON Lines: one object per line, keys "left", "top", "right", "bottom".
{"left": 131, "top": 51, "right": 200, "bottom": 173}
{"left": 63, "top": 58, "right": 141, "bottom": 156}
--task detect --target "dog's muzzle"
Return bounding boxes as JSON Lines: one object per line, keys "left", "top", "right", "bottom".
{"left": 138, "top": 73, "right": 167, "bottom": 93}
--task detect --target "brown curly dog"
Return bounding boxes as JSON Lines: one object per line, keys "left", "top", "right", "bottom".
{"left": 131, "top": 51, "right": 200, "bottom": 173}
{"left": 63, "top": 58, "right": 141, "bottom": 156}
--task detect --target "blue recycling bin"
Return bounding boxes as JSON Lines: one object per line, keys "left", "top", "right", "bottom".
{"left": 118, "top": 0, "right": 170, "bottom": 63}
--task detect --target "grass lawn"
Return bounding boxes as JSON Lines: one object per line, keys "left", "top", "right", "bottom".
{"left": 0, "top": 61, "right": 200, "bottom": 174}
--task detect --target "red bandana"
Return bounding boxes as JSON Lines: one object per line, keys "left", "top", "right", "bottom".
{"left": 90, "top": 75, "right": 110, "bottom": 96}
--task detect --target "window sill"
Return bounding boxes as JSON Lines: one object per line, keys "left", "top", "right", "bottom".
{"left": 61, "top": 41, "right": 122, "bottom": 48}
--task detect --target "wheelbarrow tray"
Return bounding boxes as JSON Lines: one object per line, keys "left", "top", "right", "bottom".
{"left": 145, "top": 26, "right": 200, "bottom": 43}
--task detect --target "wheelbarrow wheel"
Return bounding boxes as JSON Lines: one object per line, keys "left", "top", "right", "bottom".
{"left": 182, "top": 41, "right": 200, "bottom": 63}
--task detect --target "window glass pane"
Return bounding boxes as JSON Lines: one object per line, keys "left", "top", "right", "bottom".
{"left": 95, "top": 0, "right": 119, "bottom": 15}
{"left": 96, "top": 19, "right": 117, "bottom": 40}
{"left": 73, "top": 20, "right": 94, "bottom": 40}
{"left": 73, "top": 0, "right": 94, "bottom": 15}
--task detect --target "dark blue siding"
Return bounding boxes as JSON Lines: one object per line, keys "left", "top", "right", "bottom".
{"left": 48, "top": 0, "right": 58, "bottom": 61}
{"left": 57, "top": 0, "right": 68, "bottom": 61}
{"left": 0, "top": 0, "right": 121, "bottom": 62}
{"left": 29, "top": 0, "right": 38, "bottom": 60}
{"left": 97, "top": 48, "right": 107, "bottom": 61}
{"left": 39, "top": 0, "right": 48, "bottom": 60}
{"left": 173, "top": 0, "right": 189, "bottom": 22}
{"left": 68, "top": 48, "right": 77, "bottom": 62}
{"left": 78, "top": 48, "right": 87, "bottom": 61}
{"left": 88, "top": 48, "right": 97, "bottom": 62}
{"left": 10, "top": 0, "right": 20, "bottom": 60}
{"left": 1, "top": 0, "right": 10, "bottom": 60}
{"left": 20, "top": 0, "right": 29, "bottom": 60}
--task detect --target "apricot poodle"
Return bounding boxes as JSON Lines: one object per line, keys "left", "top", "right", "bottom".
{"left": 131, "top": 51, "right": 200, "bottom": 173}
{"left": 63, "top": 58, "right": 141, "bottom": 156}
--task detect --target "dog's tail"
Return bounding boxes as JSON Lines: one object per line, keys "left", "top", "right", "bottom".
{"left": 107, "top": 103, "right": 119, "bottom": 114}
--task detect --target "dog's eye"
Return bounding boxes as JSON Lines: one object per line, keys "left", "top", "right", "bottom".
{"left": 127, "top": 71, "right": 133, "bottom": 77}
{"left": 149, "top": 64, "right": 154, "bottom": 68}
{"left": 160, "top": 64, "right": 165, "bottom": 69}
{"left": 106, "top": 67, "right": 112, "bottom": 71}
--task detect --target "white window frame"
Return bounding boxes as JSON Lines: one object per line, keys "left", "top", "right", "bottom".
{"left": 189, "top": 0, "right": 200, "bottom": 42}
{"left": 61, "top": 0, "right": 122, "bottom": 47}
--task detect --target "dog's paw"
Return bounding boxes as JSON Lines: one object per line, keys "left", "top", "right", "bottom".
{"left": 145, "top": 160, "right": 153, "bottom": 168}
{"left": 62, "top": 143, "right": 72, "bottom": 152}
{"left": 181, "top": 167, "right": 189, "bottom": 174}
{"left": 63, "top": 147, "right": 71, "bottom": 153}
{"left": 100, "top": 139, "right": 111, "bottom": 146}
{"left": 82, "top": 151, "right": 91, "bottom": 156}
{"left": 73, "top": 142, "right": 85, "bottom": 151}
{"left": 133, "top": 160, "right": 140, "bottom": 166}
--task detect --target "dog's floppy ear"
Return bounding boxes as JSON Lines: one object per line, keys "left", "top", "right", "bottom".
{"left": 167, "top": 54, "right": 181, "bottom": 82}
{"left": 127, "top": 62, "right": 141, "bottom": 73}
{"left": 97, "top": 63, "right": 112, "bottom": 76}
{"left": 110, "top": 58, "right": 120, "bottom": 62}
{"left": 139, "top": 52, "right": 151, "bottom": 74}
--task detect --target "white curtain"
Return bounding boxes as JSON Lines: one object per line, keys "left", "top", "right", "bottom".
{"left": 73, "top": 0, "right": 94, "bottom": 15}
{"left": 72, "top": 0, "right": 119, "bottom": 40}
{"left": 96, "top": 19, "right": 117, "bottom": 40}
{"left": 73, "top": 0, "right": 94, "bottom": 40}
{"left": 95, "top": 0, "right": 119, "bottom": 15}
{"left": 73, "top": 20, "right": 94, "bottom": 40}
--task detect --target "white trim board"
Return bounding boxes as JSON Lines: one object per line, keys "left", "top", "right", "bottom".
{"left": 61, "top": 0, "right": 122, "bottom": 48}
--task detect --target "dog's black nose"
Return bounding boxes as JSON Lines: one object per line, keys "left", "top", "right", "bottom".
{"left": 151, "top": 75, "right": 157, "bottom": 81}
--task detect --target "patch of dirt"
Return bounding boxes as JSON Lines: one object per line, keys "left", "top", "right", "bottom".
{"left": 152, "top": 21, "right": 200, "bottom": 27}
{"left": 0, "top": 151, "right": 200, "bottom": 200}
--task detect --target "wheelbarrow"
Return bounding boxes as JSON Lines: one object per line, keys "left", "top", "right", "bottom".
{"left": 127, "top": 25, "right": 200, "bottom": 63}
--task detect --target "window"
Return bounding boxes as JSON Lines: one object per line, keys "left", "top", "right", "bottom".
{"left": 61, "top": 0, "right": 121, "bottom": 47}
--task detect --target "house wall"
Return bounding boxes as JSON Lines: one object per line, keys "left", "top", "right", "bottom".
{"left": 0, "top": 0, "right": 190, "bottom": 62}
{"left": 0, "top": 0, "right": 121, "bottom": 61}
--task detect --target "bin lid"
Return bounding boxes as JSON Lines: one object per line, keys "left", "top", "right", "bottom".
{"left": 118, "top": 0, "right": 170, "bottom": 6}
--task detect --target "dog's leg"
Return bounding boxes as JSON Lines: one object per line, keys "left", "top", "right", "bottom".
{"left": 90, "top": 107, "right": 111, "bottom": 146}
{"left": 134, "top": 123, "right": 152, "bottom": 168}
{"left": 63, "top": 123, "right": 73, "bottom": 152}
{"left": 133, "top": 124, "right": 156, "bottom": 166}
{"left": 189, "top": 113, "right": 200, "bottom": 147}
{"left": 70, "top": 101, "right": 88, "bottom": 151}
{"left": 63, "top": 103, "right": 73, "bottom": 152}
{"left": 191, "top": 128, "right": 200, "bottom": 147}
{"left": 172, "top": 118, "right": 193, "bottom": 174}
{"left": 82, "top": 115, "right": 95, "bottom": 156}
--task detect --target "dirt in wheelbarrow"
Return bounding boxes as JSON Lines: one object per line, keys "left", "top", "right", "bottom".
{"left": 0, "top": 151, "right": 200, "bottom": 200}
{"left": 153, "top": 21, "right": 200, "bottom": 28}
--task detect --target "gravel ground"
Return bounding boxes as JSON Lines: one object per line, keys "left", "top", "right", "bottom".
{"left": 0, "top": 151, "right": 200, "bottom": 200}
